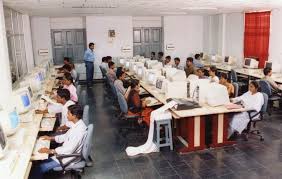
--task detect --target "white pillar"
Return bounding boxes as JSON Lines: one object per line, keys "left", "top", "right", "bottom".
{"left": 22, "top": 14, "right": 34, "bottom": 72}
{"left": 221, "top": 14, "right": 226, "bottom": 57}
{"left": 0, "top": 0, "right": 13, "bottom": 109}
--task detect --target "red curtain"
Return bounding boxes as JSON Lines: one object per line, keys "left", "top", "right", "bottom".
{"left": 244, "top": 11, "right": 270, "bottom": 68}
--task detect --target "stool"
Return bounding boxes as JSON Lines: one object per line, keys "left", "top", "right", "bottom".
{"left": 155, "top": 119, "right": 173, "bottom": 150}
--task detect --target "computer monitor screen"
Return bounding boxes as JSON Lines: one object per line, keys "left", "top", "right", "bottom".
{"left": 156, "top": 79, "right": 163, "bottom": 90}
{"left": 137, "top": 67, "right": 143, "bottom": 77}
{"left": 0, "top": 124, "right": 6, "bottom": 150}
{"left": 36, "top": 72, "right": 44, "bottom": 82}
{"left": 211, "top": 55, "right": 216, "bottom": 61}
{"left": 21, "top": 93, "right": 31, "bottom": 107}
{"left": 245, "top": 59, "right": 251, "bottom": 66}
{"left": 224, "top": 56, "right": 229, "bottom": 63}
{"left": 125, "top": 61, "right": 130, "bottom": 69}
{"left": 147, "top": 72, "right": 156, "bottom": 85}
{"left": 265, "top": 61, "right": 272, "bottom": 69}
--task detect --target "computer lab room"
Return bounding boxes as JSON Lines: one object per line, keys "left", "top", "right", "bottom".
{"left": 1, "top": 0, "right": 282, "bottom": 179}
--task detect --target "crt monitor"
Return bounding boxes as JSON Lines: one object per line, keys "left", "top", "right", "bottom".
{"left": 243, "top": 58, "right": 259, "bottom": 69}
{"left": 0, "top": 108, "right": 19, "bottom": 136}
{"left": 167, "top": 70, "right": 186, "bottom": 82}
{"left": 119, "top": 59, "right": 126, "bottom": 65}
{"left": 147, "top": 72, "right": 157, "bottom": 85}
{"left": 265, "top": 61, "right": 272, "bottom": 69}
{"left": 12, "top": 88, "right": 32, "bottom": 114}
{"left": 0, "top": 123, "right": 8, "bottom": 159}
{"left": 224, "top": 56, "right": 229, "bottom": 63}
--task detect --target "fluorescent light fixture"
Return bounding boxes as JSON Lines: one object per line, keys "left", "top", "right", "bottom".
{"left": 160, "top": 11, "right": 187, "bottom": 15}
{"left": 181, "top": 7, "right": 218, "bottom": 10}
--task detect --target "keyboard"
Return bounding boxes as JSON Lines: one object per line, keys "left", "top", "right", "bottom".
{"left": 40, "top": 117, "right": 56, "bottom": 131}
{"left": 20, "top": 110, "right": 35, "bottom": 123}
{"left": 32, "top": 138, "right": 50, "bottom": 156}
{"left": 145, "top": 97, "right": 161, "bottom": 107}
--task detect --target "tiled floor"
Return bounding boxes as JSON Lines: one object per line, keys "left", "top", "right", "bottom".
{"left": 83, "top": 83, "right": 282, "bottom": 179}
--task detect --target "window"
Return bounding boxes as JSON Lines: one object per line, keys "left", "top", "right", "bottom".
{"left": 4, "top": 7, "right": 27, "bottom": 84}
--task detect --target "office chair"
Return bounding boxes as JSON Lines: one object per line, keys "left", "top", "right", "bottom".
{"left": 76, "top": 85, "right": 81, "bottom": 97}
{"left": 83, "top": 105, "right": 89, "bottom": 126}
{"left": 116, "top": 91, "right": 145, "bottom": 136}
{"left": 74, "top": 72, "right": 80, "bottom": 86}
{"left": 258, "top": 80, "right": 282, "bottom": 115}
{"left": 53, "top": 124, "right": 94, "bottom": 178}
{"left": 244, "top": 93, "right": 268, "bottom": 141}
{"left": 230, "top": 69, "right": 248, "bottom": 95}
{"left": 232, "top": 82, "right": 239, "bottom": 97}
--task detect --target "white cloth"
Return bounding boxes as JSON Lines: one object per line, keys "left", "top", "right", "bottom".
{"left": 114, "top": 79, "right": 126, "bottom": 95}
{"left": 209, "top": 76, "right": 219, "bottom": 83}
{"left": 229, "top": 91, "right": 264, "bottom": 134}
{"left": 61, "top": 100, "right": 75, "bottom": 127}
{"left": 126, "top": 101, "right": 177, "bottom": 156}
{"left": 53, "top": 120, "right": 87, "bottom": 164}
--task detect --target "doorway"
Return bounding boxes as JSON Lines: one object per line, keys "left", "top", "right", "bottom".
{"left": 51, "top": 29, "right": 86, "bottom": 64}
{"left": 133, "top": 27, "right": 163, "bottom": 58}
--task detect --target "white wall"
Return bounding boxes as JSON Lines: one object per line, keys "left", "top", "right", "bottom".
{"left": 22, "top": 14, "right": 34, "bottom": 72}
{"left": 203, "top": 13, "right": 244, "bottom": 64}
{"left": 163, "top": 16, "right": 203, "bottom": 65}
{"left": 133, "top": 16, "right": 162, "bottom": 27}
{"left": 225, "top": 13, "right": 244, "bottom": 62}
{"left": 50, "top": 17, "right": 86, "bottom": 29}
{"left": 86, "top": 16, "right": 133, "bottom": 78}
{"left": 30, "top": 17, "right": 52, "bottom": 65}
{"left": 269, "top": 8, "right": 282, "bottom": 70}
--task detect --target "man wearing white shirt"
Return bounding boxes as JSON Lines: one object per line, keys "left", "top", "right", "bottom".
{"left": 31, "top": 104, "right": 87, "bottom": 179}
{"left": 173, "top": 57, "right": 184, "bottom": 70}
{"left": 208, "top": 66, "right": 219, "bottom": 83}
{"left": 100, "top": 56, "right": 109, "bottom": 72}
{"left": 36, "top": 89, "right": 75, "bottom": 130}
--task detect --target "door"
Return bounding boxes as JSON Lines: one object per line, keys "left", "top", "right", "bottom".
{"left": 133, "top": 27, "right": 162, "bottom": 58}
{"left": 51, "top": 29, "right": 86, "bottom": 65}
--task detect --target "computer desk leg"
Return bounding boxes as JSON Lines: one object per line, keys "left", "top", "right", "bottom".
{"left": 210, "top": 114, "right": 236, "bottom": 148}
{"left": 177, "top": 116, "right": 206, "bottom": 154}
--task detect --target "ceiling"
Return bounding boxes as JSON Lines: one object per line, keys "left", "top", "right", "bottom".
{"left": 3, "top": 0, "right": 282, "bottom": 17}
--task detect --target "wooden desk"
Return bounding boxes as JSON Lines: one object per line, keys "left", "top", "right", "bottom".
{"left": 0, "top": 73, "right": 56, "bottom": 179}
{"left": 126, "top": 71, "right": 246, "bottom": 153}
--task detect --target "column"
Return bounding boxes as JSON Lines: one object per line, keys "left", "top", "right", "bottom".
{"left": 0, "top": 0, "right": 13, "bottom": 109}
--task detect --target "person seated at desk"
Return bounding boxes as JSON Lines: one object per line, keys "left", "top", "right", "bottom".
{"left": 107, "top": 61, "right": 117, "bottom": 83}
{"left": 30, "top": 104, "right": 87, "bottom": 179}
{"left": 107, "top": 56, "right": 113, "bottom": 63}
{"left": 173, "top": 57, "right": 184, "bottom": 70}
{"left": 263, "top": 67, "right": 282, "bottom": 94}
{"left": 46, "top": 73, "right": 78, "bottom": 102}
{"left": 228, "top": 81, "right": 264, "bottom": 138}
{"left": 157, "top": 52, "right": 164, "bottom": 62}
{"left": 62, "top": 73, "right": 78, "bottom": 102}
{"left": 151, "top": 52, "right": 156, "bottom": 60}
{"left": 56, "top": 57, "right": 70, "bottom": 71}
{"left": 196, "top": 68, "right": 208, "bottom": 79}
{"left": 114, "top": 70, "right": 130, "bottom": 99}
{"left": 36, "top": 89, "right": 75, "bottom": 131}
{"left": 100, "top": 56, "right": 109, "bottom": 72}
{"left": 184, "top": 57, "right": 196, "bottom": 78}
{"left": 208, "top": 66, "right": 219, "bottom": 83}
{"left": 127, "top": 80, "right": 153, "bottom": 126}
{"left": 219, "top": 73, "right": 235, "bottom": 97}
{"left": 194, "top": 54, "right": 204, "bottom": 68}
{"left": 163, "top": 56, "right": 173, "bottom": 66}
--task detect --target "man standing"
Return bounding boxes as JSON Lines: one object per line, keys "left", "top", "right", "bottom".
{"left": 84, "top": 42, "right": 95, "bottom": 87}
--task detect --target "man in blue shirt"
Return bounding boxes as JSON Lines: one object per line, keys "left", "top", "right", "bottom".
{"left": 84, "top": 43, "right": 95, "bottom": 87}
{"left": 194, "top": 54, "right": 204, "bottom": 68}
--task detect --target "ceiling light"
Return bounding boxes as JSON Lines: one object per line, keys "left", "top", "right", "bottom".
{"left": 181, "top": 7, "right": 218, "bottom": 10}
{"left": 160, "top": 11, "right": 187, "bottom": 15}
